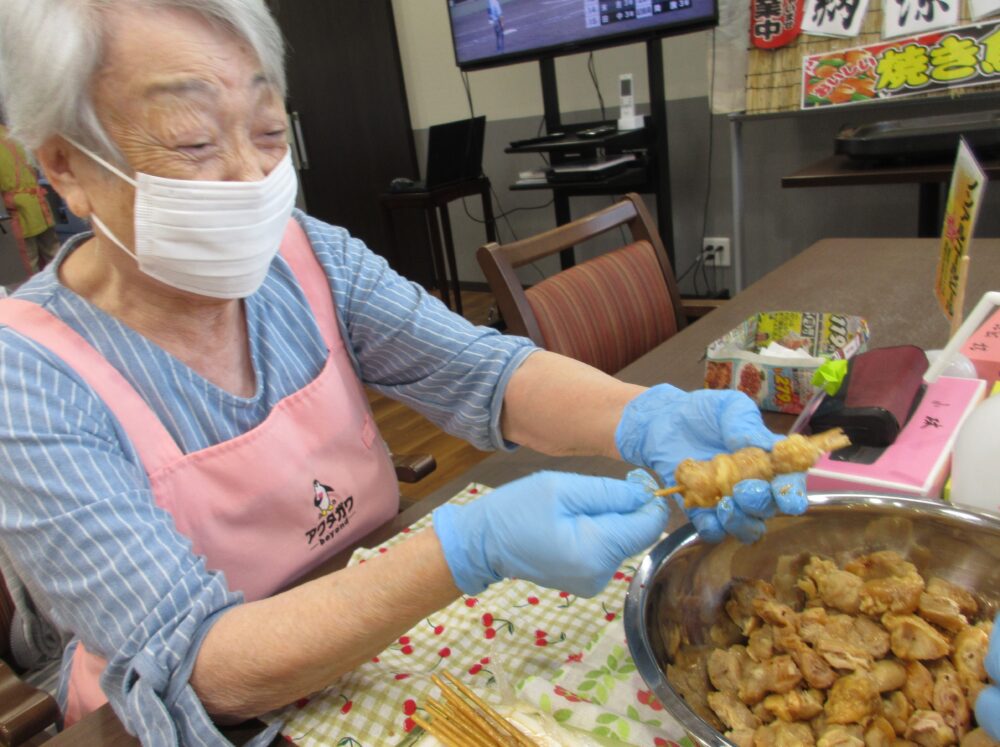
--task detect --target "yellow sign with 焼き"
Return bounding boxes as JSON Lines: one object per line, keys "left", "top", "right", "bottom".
{"left": 935, "top": 138, "right": 987, "bottom": 337}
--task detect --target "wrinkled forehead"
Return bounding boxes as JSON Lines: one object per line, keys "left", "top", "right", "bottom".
{"left": 93, "top": 5, "right": 278, "bottom": 111}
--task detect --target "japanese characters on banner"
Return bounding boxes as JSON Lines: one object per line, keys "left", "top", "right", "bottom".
{"left": 802, "top": 0, "right": 870, "bottom": 38}
{"left": 883, "top": 0, "right": 959, "bottom": 39}
{"left": 935, "top": 139, "right": 987, "bottom": 331}
{"left": 801, "top": 20, "right": 1000, "bottom": 107}
{"left": 752, "top": 0, "right": 804, "bottom": 47}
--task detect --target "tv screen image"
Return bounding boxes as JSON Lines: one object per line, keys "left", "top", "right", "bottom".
{"left": 448, "top": 0, "right": 717, "bottom": 70}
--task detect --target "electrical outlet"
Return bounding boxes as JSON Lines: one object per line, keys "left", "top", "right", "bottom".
{"left": 702, "top": 237, "right": 731, "bottom": 267}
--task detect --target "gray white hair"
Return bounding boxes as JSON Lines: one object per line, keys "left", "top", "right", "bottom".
{"left": 0, "top": 0, "right": 286, "bottom": 166}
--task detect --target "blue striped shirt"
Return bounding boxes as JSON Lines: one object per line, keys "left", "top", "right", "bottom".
{"left": 0, "top": 210, "right": 536, "bottom": 745}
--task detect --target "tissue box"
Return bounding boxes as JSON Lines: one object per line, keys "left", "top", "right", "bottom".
{"left": 807, "top": 376, "right": 986, "bottom": 499}
{"left": 704, "top": 311, "right": 869, "bottom": 413}
{"left": 960, "top": 307, "right": 1000, "bottom": 386}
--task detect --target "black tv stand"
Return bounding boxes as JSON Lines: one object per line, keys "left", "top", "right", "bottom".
{"left": 503, "top": 42, "right": 676, "bottom": 270}
{"left": 508, "top": 132, "right": 568, "bottom": 148}
{"left": 506, "top": 122, "right": 649, "bottom": 154}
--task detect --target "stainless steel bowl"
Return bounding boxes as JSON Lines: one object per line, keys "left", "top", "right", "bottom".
{"left": 624, "top": 492, "right": 1000, "bottom": 747}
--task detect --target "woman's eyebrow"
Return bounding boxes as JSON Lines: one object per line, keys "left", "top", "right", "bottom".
{"left": 143, "top": 77, "right": 215, "bottom": 98}
{"left": 143, "top": 73, "right": 268, "bottom": 99}
{"left": 252, "top": 72, "right": 283, "bottom": 102}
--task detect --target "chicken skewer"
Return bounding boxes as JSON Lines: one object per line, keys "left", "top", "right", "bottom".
{"left": 654, "top": 428, "right": 851, "bottom": 509}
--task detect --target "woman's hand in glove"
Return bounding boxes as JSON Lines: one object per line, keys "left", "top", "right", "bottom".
{"left": 433, "top": 471, "right": 668, "bottom": 597}
{"left": 977, "top": 613, "right": 1000, "bottom": 740}
{"left": 615, "top": 384, "right": 807, "bottom": 544}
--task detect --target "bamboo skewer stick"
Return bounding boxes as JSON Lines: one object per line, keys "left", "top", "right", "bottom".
{"left": 440, "top": 672, "right": 537, "bottom": 747}
{"left": 427, "top": 696, "right": 495, "bottom": 747}
{"left": 434, "top": 681, "right": 503, "bottom": 743}
{"left": 426, "top": 698, "right": 494, "bottom": 747}
{"left": 413, "top": 714, "right": 462, "bottom": 747}
{"left": 416, "top": 673, "right": 541, "bottom": 746}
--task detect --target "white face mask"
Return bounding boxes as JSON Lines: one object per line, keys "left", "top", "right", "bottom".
{"left": 72, "top": 141, "right": 298, "bottom": 299}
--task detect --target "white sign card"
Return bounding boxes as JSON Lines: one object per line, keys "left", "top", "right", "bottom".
{"left": 882, "top": 0, "right": 959, "bottom": 39}
{"left": 802, "top": 0, "right": 870, "bottom": 37}
{"left": 970, "top": 0, "right": 1000, "bottom": 19}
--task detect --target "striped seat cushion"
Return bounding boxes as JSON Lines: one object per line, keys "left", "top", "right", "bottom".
{"left": 525, "top": 240, "right": 679, "bottom": 374}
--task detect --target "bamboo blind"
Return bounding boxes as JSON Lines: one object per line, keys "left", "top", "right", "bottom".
{"left": 745, "top": 0, "right": 1000, "bottom": 113}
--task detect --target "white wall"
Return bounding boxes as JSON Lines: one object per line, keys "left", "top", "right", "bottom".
{"left": 390, "top": 0, "right": 721, "bottom": 293}
{"left": 391, "top": 0, "right": 711, "bottom": 129}
{"left": 390, "top": 0, "right": 1000, "bottom": 301}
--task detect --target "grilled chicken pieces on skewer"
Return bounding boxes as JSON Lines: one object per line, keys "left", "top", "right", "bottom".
{"left": 655, "top": 429, "right": 851, "bottom": 509}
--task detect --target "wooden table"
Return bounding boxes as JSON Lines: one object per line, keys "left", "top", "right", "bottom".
{"left": 50, "top": 237, "right": 1000, "bottom": 745}
{"left": 782, "top": 154, "right": 1000, "bottom": 237}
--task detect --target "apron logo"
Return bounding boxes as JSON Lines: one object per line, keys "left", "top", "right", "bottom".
{"left": 306, "top": 480, "right": 355, "bottom": 549}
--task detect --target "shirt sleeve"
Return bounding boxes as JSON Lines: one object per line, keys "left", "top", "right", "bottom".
{"left": 300, "top": 215, "right": 538, "bottom": 451}
{"left": 0, "top": 330, "right": 251, "bottom": 746}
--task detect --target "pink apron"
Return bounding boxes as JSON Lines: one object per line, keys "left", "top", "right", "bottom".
{"left": 0, "top": 221, "right": 399, "bottom": 725}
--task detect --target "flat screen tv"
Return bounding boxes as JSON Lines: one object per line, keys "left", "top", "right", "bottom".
{"left": 447, "top": 0, "right": 718, "bottom": 71}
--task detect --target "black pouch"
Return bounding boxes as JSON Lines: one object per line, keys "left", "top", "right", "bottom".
{"left": 808, "top": 345, "right": 928, "bottom": 448}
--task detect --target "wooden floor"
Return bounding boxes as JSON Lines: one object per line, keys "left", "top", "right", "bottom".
{"left": 368, "top": 290, "right": 498, "bottom": 508}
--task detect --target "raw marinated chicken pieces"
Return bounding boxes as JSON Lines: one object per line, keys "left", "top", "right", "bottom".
{"left": 664, "top": 551, "right": 998, "bottom": 746}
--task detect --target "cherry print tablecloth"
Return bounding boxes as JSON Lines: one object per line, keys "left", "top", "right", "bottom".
{"left": 267, "top": 483, "right": 692, "bottom": 747}
{"left": 515, "top": 617, "right": 691, "bottom": 746}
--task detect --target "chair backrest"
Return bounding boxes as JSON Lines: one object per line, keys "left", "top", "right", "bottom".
{"left": 477, "top": 193, "right": 686, "bottom": 374}
{"left": 0, "top": 572, "right": 15, "bottom": 666}
{"left": 0, "top": 559, "right": 60, "bottom": 746}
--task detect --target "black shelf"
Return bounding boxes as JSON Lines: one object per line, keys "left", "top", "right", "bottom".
{"left": 505, "top": 122, "right": 651, "bottom": 154}
{"left": 501, "top": 44, "right": 674, "bottom": 270}
{"left": 510, "top": 165, "right": 653, "bottom": 194}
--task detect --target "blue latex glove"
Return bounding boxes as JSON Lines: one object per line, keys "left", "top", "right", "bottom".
{"left": 978, "top": 613, "right": 1000, "bottom": 739}
{"left": 433, "top": 471, "right": 669, "bottom": 597}
{"left": 615, "top": 384, "right": 808, "bottom": 544}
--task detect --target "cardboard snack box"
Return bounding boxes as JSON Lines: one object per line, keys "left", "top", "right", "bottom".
{"left": 704, "top": 311, "right": 870, "bottom": 413}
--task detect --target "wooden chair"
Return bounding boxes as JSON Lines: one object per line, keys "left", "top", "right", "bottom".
{"left": 477, "top": 193, "right": 709, "bottom": 374}
{"left": 392, "top": 453, "right": 436, "bottom": 484}
{"left": 0, "top": 574, "right": 59, "bottom": 746}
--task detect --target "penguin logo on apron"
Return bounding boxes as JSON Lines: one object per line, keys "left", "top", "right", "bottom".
{"left": 313, "top": 479, "right": 334, "bottom": 516}
{"left": 312, "top": 480, "right": 355, "bottom": 522}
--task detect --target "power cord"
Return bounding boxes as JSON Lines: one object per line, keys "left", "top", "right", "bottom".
{"left": 459, "top": 66, "right": 555, "bottom": 284}
{"left": 693, "top": 253, "right": 706, "bottom": 297}
{"left": 587, "top": 52, "right": 607, "bottom": 122}
{"left": 697, "top": 30, "right": 718, "bottom": 298}
{"left": 700, "top": 247, "right": 714, "bottom": 296}
{"left": 458, "top": 69, "right": 554, "bottom": 244}
{"left": 680, "top": 30, "right": 719, "bottom": 299}
{"left": 460, "top": 195, "right": 550, "bottom": 282}
{"left": 675, "top": 253, "right": 703, "bottom": 287}
{"left": 461, "top": 71, "right": 475, "bottom": 120}
{"left": 489, "top": 182, "right": 521, "bottom": 242}
{"left": 462, "top": 196, "right": 554, "bottom": 227}
{"left": 609, "top": 195, "right": 630, "bottom": 246}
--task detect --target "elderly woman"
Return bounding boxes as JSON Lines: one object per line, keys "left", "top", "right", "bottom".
{"left": 0, "top": 1, "right": 901, "bottom": 745}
